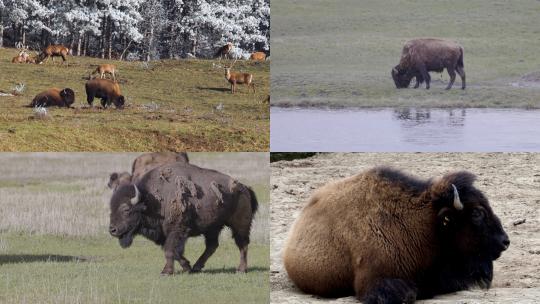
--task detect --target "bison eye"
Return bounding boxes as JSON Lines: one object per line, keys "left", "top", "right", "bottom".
{"left": 471, "top": 208, "right": 485, "bottom": 223}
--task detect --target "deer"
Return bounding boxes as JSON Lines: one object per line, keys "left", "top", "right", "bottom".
{"left": 90, "top": 64, "right": 117, "bottom": 81}
{"left": 11, "top": 45, "right": 31, "bottom": 63}
{"left": 37, "top": 45, "right": 71, "bottom": 64}
{"left": 215, "top": 42, "right": 234, "bottom": 60}
{"left": 224, "top": 59, "right": 255, "bottom": 94}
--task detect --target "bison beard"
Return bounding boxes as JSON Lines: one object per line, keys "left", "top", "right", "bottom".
{"left": 283, "top": 167, "right": 509, "bottom": 304}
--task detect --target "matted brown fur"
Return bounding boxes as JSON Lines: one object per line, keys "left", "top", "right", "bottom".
{"left": 283, "top": 167, "right": 507, "bottom": 300}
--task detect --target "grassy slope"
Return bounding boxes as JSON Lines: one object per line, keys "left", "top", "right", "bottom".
{"left": 0, "top": 49, "right": 269, "bottom": 151}
{"left": 0, "top": 153, "right": 269, "bottom": 303}
{"left": 271, "top": 0, "right": 540, "bottom": 108}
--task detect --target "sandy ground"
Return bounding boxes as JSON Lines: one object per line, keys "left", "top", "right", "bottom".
{"left": 270, "top": 153, "right": 540, "bottom": 303}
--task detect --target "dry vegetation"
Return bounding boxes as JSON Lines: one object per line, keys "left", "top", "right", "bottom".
{"left": 0, "top": 48, "right": 270, "bottom": 151}
{"left": 0, "top": 153, "right": 269, "bottom": 303}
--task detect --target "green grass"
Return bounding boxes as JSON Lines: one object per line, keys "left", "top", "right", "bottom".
{"left": 0, "top": 153, "right": 269, "bottom": 303}
{"left": 271, "top": 0, "right": 540, "bottom": 108}
{"left": 0, "top": 49, "right": 269, "bottom": 151}
{"left": 0, "top": 234, "right": 269, "bottom": 304}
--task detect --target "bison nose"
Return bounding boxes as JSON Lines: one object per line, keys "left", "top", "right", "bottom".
{"left": 109, "top": 226, "right": 118, "bottom": 236}
{"left": 500, "top": 234, "right": 510, "bottom": 251}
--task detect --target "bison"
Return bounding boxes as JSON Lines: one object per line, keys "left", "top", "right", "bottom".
{"left": 108, "top": 172, "right": 132, "bottom": 191}
{"left": 108, "top": 152, "right": 189, "bottom": 191}
{"left": 38, "top": 45, "right": 71, "bottom": 64}
{"left": 29, "top": 88, "right": 75, "bottom": 107}
{"left": 85, "top": 79, "right": 125, "bottom": 108}
{"left": 108, "top": 162, "right": 258, "bottom": 275}
{"left": 391, "top": 38, "right": 466, "bottom": 90}
{"left": 283, "top": 167, "right": 509, "bottom": 303}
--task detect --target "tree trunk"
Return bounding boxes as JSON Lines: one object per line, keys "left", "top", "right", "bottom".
{"left": 77, "top": 34, "right": 82, "bottom": 56}
{"left": 0, "top": 12, "right": 4, "bottom": 48}
{"left": 147, "top": 19, "right": 155, "bottom": 61}
{"left": 107, "top": 17, "right": 112, "bottom": 59}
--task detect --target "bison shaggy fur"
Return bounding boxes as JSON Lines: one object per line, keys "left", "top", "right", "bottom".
{"left": 30, "top": 88, "right": 75, "bottom": 107}
{"left": 85, "top": 78, "right": 125, "bottom": 109}
{"left": 109, "top": 162, "right": 258, "bottom": 275}
{"left": 391, "top": 38, "right": 466, "bottom": 90}
{"left": 283, "top": 167, "right": 509, "bottom": 303}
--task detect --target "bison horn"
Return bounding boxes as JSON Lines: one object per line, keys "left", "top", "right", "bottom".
{"left": 451, "top": 184, "right": 463, "bottom": 210}
{"left": 130, "top": 185, "right": 140, "bottom": 205}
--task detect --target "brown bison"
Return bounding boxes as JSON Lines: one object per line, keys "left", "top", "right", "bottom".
{"left": 249, "top": 52, "right": 266, "bottom": 61}
{"left": 391, "top": 38, "right": 466, "bottom": 90}
{"left": 131, "top": 152, "right": 189, "bottom": 183}
{"left": 85, "top": 79, "right": 125, "bottom": 108}
{"left": 108, "top": 172, "right": 132, "bottom": 191}
{"left": 108, "top": 152, "right": 189, "bottom": 191}
{"left": 38, "top": 45, "right": 71, "bottom": 64}
{"left": 108, "top": 162, "right": 258, "bottom": 274}
{"left": 29, "top": 88, "right": 75, "bottom": 107}
{"left": 284, "top": 167, "right": 509, "bottom": 303}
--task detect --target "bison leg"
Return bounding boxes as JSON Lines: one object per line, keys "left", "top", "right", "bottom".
{"left": 413, "top": 77, "right": 421, "bottom": 89}
{"left": 174, "top": 242, "right": 192, "bottom": 272}
{"left": 417, "top": 65, "right": 431, "bottom": 89}
{"left": 162, "top": 231, "right": 188, "bottom": 275}
{"left": 87, "top": 94, "right": 94, "bottom": 107}
{"left": 230, "top": 222, "right": 251, "bottom": 273}
{"left": 446, "top": 66, "right": 456, "bottom": 90}
{"left": 456, "top": 65, "right": 466, "bottom": 90}
{"left": 191, "top": 232, "right": 219, "bottom": 273}
{"left": 361, "top": 278, "right": 417, "bottom": 304}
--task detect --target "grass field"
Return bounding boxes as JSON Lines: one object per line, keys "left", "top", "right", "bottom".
{"left": 271, "top": 0, "right": 540, "bottom": 108}
{"left": 0, "top": 48, "right": 269, "bottom": 151}
{"left": 0, "top": 153, "right": 269, "bottom": 304}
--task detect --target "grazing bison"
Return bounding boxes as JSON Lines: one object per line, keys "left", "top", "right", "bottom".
{"left": 131, "top": 152, "right": 189, "bottom": 183}
{"left": 29, "top": 88, "right": 75, "bottom": 107}
{"left": 391, "top": 38, "right": 466, "bottom": 90}
{"left": 85, "top": 79, "right": 125, "bottom": 108}
{"left": 108, "top": 172, "right": 132, "bottom": 191}
{"left": 38, "top": 45, "right": 71, "bottom": 64}
{"left": 108, "top": 162, "right": 258, "bottom": 274}
{"left": 284, "top": 167, "right": 509, "bottom": 303}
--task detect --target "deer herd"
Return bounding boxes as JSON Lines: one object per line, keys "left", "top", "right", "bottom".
{"left": 9, "top": 42, "right": 267, "bottom": 110}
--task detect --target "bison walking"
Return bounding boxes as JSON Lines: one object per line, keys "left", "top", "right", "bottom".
{"left": 283, "top": 167, "right": 509, "bottom": 303}
{"left": 391, "top": 38, "right": 466, "bottom": 90}
{"left": 109, "top": 162, "right": 258, "bottom": 275}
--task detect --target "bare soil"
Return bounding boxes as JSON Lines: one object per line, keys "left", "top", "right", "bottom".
{"left": 270, "top": 153, "right": 540, "bottom": 303}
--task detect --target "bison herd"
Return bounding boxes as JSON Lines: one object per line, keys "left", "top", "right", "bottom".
{"left": 107, "top": 152, "right": 258, "bottom": 274}
{"left": 283, "top": 167, "right": 509, "bottom": 303}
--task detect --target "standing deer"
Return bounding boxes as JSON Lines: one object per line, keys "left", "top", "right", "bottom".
{"left": 224, "top": 60, "right": 255, "bottom": 94}
{"left": 215, "top": 42, "right": 234, "bottom": 60}
{"left": 90, "top": 64, "right": 117, "bottom": 81}
{"left": 38, "top": 45, "right": 71, "bottom": 64}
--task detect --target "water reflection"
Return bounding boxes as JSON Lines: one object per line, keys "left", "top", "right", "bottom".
{"left": 270, "top": 107, "right": 540, "bottom": 152}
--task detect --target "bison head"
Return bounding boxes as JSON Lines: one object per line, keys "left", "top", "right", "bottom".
{"left": 114, "top": 95, "right": 125, "bottom": 109}
{"left": 429, "top": 172, "right": 509, "bottom": 288}
{"left": 109, "top": 184, "right": 146, "bottom": 248}
{"left": 60, "top": 88, "right": 75, "bottom": 107}
{"left": 391, "top": 65, "right": 414, "bottom": 88}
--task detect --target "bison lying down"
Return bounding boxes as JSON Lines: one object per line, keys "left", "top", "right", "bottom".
{"left": 109, "top": 162, "right": 258, "bottom": 274}
{"left": 108, "top": 152, "right": 189, "bottom": 190}
{"left": 284, "top": 167, "right": 509, "bottom": 303}
{"left": 391, "top": 38, "right": 466, "bottom": 90}
{"left": 30, "top": 88, "right": 75, "bottom": 107}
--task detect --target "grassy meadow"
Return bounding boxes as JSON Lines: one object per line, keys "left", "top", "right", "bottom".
{"left": 0, "top": 48, "right": 269, "bottom": 151}
{"left": 271, "top": 0, "right": 540, "bottom": 108}
{"left": 0, "top": 153, "right": 269, "bottom": 304}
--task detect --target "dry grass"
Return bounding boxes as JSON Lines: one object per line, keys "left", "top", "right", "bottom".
{"left": 0, "top": 152, "right": 269, "bottom": 242}
{"left": 0, "top": 48, "right": 270, "bottom": 151}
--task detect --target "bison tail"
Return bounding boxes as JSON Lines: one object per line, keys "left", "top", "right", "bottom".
{"left": 458, "top": 48, "right": 464, "bottom": 68}
{"left": 246, "top": 187, "right": 259, "bottom": 215}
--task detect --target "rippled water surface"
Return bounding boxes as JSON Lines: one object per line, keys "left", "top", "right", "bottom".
{"left": 271, "top": 108, "right": 540, "bottom": 152}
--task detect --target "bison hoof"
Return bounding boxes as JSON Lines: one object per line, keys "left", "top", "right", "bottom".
{"left": 160, "top": 269, "right": 174, "bottom": 276}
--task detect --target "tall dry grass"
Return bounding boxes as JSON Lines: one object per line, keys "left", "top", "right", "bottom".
{"left": 0, "top": 153, "right": 269, "bottom": 243}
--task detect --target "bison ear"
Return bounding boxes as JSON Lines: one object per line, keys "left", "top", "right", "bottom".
{"left": 110, "top": 172, "right": 119, "bottom": 180}
{"left": 437, "top": 207, "right": 455, "bottom": 230}
{"left": 429, "top": 171, "right": 475, "bottom": 210}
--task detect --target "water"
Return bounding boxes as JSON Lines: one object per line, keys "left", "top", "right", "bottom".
{"left": 271, "top": 107, "right": 540, "bottom": 152}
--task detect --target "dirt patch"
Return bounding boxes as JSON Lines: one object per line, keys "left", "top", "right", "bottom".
{"left": 271, "top": 153, "right": 540, "bottom": 303}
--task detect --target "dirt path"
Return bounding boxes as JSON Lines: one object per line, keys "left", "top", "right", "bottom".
{"left": 270, "top": 153, "right": 540, "bottom": 303}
